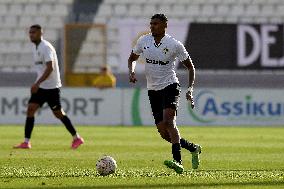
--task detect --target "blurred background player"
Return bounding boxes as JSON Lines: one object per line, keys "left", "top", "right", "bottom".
{"left": 92, "top": 65, "right": 116, "bottom": 89}
{"left": 128, "top": 14, "right": 201, "bottom": 174}
{"left": 14, "top": 25, "right": 84, "bottom": 149}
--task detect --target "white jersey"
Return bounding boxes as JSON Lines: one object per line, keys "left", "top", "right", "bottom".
{"left": 132, "top": 33, "right": 189, "bottom": 90}
{"left": 32, "top": 39, "right": 62, "bottom": 89}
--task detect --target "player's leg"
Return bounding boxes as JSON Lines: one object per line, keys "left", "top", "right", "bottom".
{"left": 162, "top": 108, "right": 184, "bottom": 173}
{"left": 148, "top": 90, "right": 170, "bottom": 141}
{"left": 163, "top": 107, "right": 182, "bottom": 164}
{"left": 164, "top": 83, "right": 201, "bottom": 169}
{"left": 47, "top": 88, "right": 84, "bottom": 149}
{"left": 163, "top": 83, "right": 183, "bottom": 164}
{"left": 14, "top": 89, "right": 44, "bottom": 149}
{"left": 25, "top": 103, "right": 40, "bottom": 140}
{"left": 156, "top": 122, "right": 171, "bottom": 142}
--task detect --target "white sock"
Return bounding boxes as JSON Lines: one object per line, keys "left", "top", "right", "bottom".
{"left": 24, "top": 138, "right": 30, "bottom": 143}
{"left": 73, "top": 133, "right": 80, "bottom": 139}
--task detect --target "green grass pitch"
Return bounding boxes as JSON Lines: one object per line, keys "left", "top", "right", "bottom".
{"left": 0, "top": 126, "right": 284, "bottom": 189}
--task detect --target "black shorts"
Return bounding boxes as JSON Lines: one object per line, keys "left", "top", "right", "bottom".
{"left": 28, "top": 88, "right": 62, "bottom": 111}
{"left": 148, "top": 83, "right": 181, "bottom": 125}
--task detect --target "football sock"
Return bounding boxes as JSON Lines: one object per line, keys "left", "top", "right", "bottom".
{"left": 172, "top": 143, "right": 182, "bottom": 164}
{"left": 24, "top": 138, "right": 30, "bottom": 143}
{"left": 24, "top": 117, "right": 35, "bottom": 139}
{"left": 60, "top": 115, "right": 77, "bottom": 136}
{"left": 180, "top": 138, "right": 197, "bottom": 152}
{"left": 73, "top": 133, "right": 80, "bottom": 140}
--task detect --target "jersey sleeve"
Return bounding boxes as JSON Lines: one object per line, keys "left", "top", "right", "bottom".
{"left": 43, "top": 46, "right": 54, "bottom": 63}
{"left": 176, "top": 40, "right": 189, "bottom": 62}
{"left": 132, "top": 36, "right": 144, "bottom": 55}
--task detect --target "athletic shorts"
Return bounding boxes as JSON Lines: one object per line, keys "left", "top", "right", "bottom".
{"left": 148, "top": 83, "right": 181, "bottom": 125}
{"left": 28, "top": 88, "right": 62, "bottom": 111}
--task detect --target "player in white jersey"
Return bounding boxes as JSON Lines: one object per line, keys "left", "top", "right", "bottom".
{"left": 128, "top": 14, "right": 201, "bottom": 173}
{"left": 14, "top": 25, "right": 84, "bottom": 149}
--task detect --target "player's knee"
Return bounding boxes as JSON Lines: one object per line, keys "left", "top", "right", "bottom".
{"left": 27, "top": 105, "right": 37, "bottom": 116}
{"left": 53, "top": 110, "right": 65, "bottom": 119}
{"left": 157, "top": 127, "right": 171, "bottom": 142}
{"left": 163, "top": 116, "right": 175, "bottom": 127}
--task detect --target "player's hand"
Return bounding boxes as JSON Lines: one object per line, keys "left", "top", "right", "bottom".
{"left": 186, "top": 87, "right": 194, "bottom": 109}
{"left": 31, "top": 83, "right": 39, "bottom": 94}
{"left": 129, "top": 72, "right": 137, "bottom": 83}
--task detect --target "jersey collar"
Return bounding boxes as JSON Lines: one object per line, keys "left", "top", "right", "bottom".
{"left": 152, "top": 33, "right": 168, "bottom": 48}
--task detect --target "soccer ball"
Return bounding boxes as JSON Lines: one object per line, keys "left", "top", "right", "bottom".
{"left": 96, "top": 156, "right": 117, "bottom": 176}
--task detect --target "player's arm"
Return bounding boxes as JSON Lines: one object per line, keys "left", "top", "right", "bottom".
{"left": 31, "top": 61, "right": 53, "bottom": 93}
{"left": 181, "top": 56, "right": 195, "bottom": 109}
{"left": 128, "top": 52, "right": 139, "bottom": 83}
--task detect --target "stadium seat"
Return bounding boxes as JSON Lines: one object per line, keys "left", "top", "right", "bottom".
{"left": 261, "top": 5, "right": 275, "bottom": 17}
{"left": 108, "top": 43, "right": 119, "bottom": 55}
{"left": 230, "top": 5, "right": 245, "bottom": 17}
{"left": 269, "top": 17, "right": 282, "bottom": 23}
{"left": 19, "top": 16, "right": 34, "bottom": 28}
{"left": 113, "top": 4, "right": 127, "bottom": 17}
{"left": 128, "top": 4, "right": 143, "bottom": 17}
{"left": 0, "top": 4, "right": 8, "bottom": 16}
{"left": 23, "top": 4, "right": 38, "bottom": 16}
{"left": 9, "top": 4, "right": 23, "bottom": 16}
{"left": 254, "top": 17, "right": 268, "bottom": 23}
{"left": 142, "top": 4, "right": 157, "bottom": 17}
{"left": 47, "top": 17, "right": 64, "bottom": 28}
{"left": 107, "top": 55, "right": 119, "bottom": 68}
{"left": 19, "top": 53, "right": 33, "bottom": 66}
{"left": 185, "top": 5, "right": 200, "bottom": 16}
{"left": 81, "top": 42, "right": 96, "bottom": 55}
{"left": 13, "top": 29, "right": 27, "bottom": 41}
{"left": 210, "top": 16, "right": 224, "bottom": 23}
{"left": 201, "top": 5, "right": 215, "bottom": 17}
{"left": 96, "top": 4, "right": 113, "bottom": 17}
{"left": 220, "top": 0, "right": 236, "bottom": 5}
{"left": 4, "top": 54, "right": 20, "bottom": 67}
{"left": 39, "top": 4, "right": 53, "bottom": 16}
{"left": 53, "top": 4, "right": 69, "bottom": 16}
{"left": 0, "top": 29, "right": 13, "bottom": 41}
{"left": 86, "top": 29, "right": 105, "bottom": 42}
{"left": 103, "top": 0, "right": 118, "bottom": 5}
{"left": 157, "top": 5, "right": 172, "bottom": 15}
{"left": 171, "top": 5, "right": 186, "bottom": 17}
{"left": 216, "top": 5, "right": 230, "bottom": 16}
{"left": 276, "top": 5, "right": 284, "bottom": 16}
{"left": 3, "top": 16, "right": 18, "bottom": 28}
{"left": 44, "top": 29, "right": 57, "bottom": 42}
{"left": 33, "top": 16, "right": 47, "bottom": 26}
{"left": 27, "top": 0, "right": 43, "bottom": 3}
{"left": 0, "top": 43, "right": 8, "bottom": 54}
{"left": 8, "top": 42, "right": 22, "bottom": 53}
{"left": 245, "top": 5, "right": 260, "bottom": 17}
{"left": 93, "top": 16, "right": 107, "bottom": 24}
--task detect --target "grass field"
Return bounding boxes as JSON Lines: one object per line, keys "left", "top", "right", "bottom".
{"left": 0, "top": 126, "right": 284, "bottom": 189}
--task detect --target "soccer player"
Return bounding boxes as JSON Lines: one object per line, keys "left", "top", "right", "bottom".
{"left": 14, "top": 25, "right": 84, "bottom": 149}
{"left": 128, "top": 14, "right": 201, "bottom": 173}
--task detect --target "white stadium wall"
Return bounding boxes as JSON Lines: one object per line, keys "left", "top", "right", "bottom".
{"left": 0, "top": 87, "right": 284, "bottom": 126}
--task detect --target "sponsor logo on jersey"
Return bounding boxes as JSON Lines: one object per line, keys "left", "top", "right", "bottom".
{"left": 146, "top": 58, "right": 169, "bottom": 65}
{"left": 163, "top": 47, "right": 169, "bottom": 54}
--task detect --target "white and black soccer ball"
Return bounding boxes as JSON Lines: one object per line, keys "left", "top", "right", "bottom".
{"left": 96, "top": 156, "right": 117, "bottom": 176}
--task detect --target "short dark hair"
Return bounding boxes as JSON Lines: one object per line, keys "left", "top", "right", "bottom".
{"left": 151, "top": 14, "right": 168, "bottom": 22}
{"left": 30, "top": 24, "right": 42, "bottom": 30}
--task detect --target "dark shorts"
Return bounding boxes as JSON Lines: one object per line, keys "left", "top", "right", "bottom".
{"left": 148, "top": 83, "right": 181, "bottom": 125}
{"left": 28, "top": 88, "right": 62, "bottom": 111}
